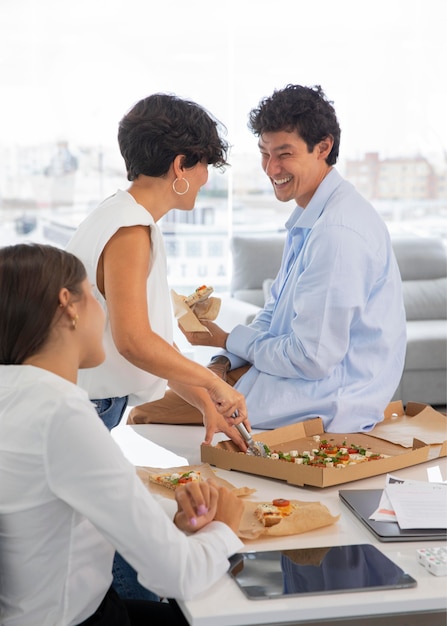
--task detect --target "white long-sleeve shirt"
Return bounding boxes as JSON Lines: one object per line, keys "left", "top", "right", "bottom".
{"left": 0, "top": 365, "right": 242, "bottom": 626}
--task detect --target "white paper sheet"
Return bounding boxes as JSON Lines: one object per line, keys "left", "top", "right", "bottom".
{"left": 385, "top": 481, "right": 447, "bottom": 529}
{"left": 369, "top": 472, "right": 447, "bottom": 529}
{"left": 369, "top": 469, "right": 447, "bottom": 526}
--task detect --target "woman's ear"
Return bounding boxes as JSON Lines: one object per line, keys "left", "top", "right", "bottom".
{"left": 172, "top": 154, "right": 186, "bottom": 178}
{"left": 58, "top": 288, "right": 78, "bottom": 326}
{"left": 58, "top": 287, "right": 71, "bottom": 309}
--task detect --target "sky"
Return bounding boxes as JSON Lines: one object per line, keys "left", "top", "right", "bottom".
{"left": 0, "top": 0, "right": 446, "bottom": 165}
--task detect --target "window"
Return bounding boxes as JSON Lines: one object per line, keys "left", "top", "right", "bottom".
{"left": 1, "top": 0, "right": 446, "bottom": 295}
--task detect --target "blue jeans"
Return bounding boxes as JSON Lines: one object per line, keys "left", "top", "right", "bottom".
{"left": 93, "top": 396, "right": 159, "bottom": 602}
{"left": 92, "top": 396, "right": 129, "bottom": 431}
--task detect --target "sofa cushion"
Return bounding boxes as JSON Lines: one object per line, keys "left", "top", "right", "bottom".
{"left": 402, "top": 277, "right": 447, "bottom": 320}
{"left": 232, "top": 288, "right": 265, "bottom": 308}
{"left": 230, "top": 235, "right": 285, "bottom": 301}
{"left": 392, "top": 236, "right": 447, "bottom": 281}
{"left": 404, "top": 320, "right": 447, "bottom": 370}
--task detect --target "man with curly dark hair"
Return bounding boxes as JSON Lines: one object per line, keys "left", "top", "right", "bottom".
{"left": 131, "top": 84, "right": 406, "bottom": 436}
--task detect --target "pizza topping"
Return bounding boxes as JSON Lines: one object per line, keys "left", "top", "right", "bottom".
{"left": 272, "top": 498, "right": 290, "bottom": 507}
{"left": 184, "top": 285, "right": 214, "bottom": 307}
{"left": 255, "top": 499, "right": 297, "bottom": 527}
{"left": 262, "top": 438, "right": 389, "bottom": 468}
{"left": 149, "top": 470, "right": 202, "bottom": 490}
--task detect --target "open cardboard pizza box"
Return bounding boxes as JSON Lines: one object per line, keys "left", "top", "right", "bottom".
{"left": 201, "top": 401, "right": 447, "bottom": 488}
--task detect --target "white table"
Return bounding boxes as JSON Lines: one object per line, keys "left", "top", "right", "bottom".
{"left": 113, "top": 422, "right": 447, "bottom": 626}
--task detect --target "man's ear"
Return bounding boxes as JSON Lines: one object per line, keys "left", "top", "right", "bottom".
{"left": 317, "top": 135, "right": 334, "bottom": 160}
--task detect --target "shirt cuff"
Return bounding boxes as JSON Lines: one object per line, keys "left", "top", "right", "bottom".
{"left": 209, "top": 346, "right": 248, "bottom": 371}
{"left": 198, "top": 520, "right": 244, "bottom": 555}
{"left": 226, "top": 324, "right": 258, "bottom": 365}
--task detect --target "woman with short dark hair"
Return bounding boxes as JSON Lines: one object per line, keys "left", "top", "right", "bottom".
{"left": 66, "top": 94, "right": 248, "bottom": 445}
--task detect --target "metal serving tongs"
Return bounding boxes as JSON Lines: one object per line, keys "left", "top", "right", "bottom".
{"left": 235, "top": 422, "right": 269, "bottom": 457}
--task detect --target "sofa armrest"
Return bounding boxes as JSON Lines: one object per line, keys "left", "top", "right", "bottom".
{"left": 188, "top": 296, "right": 261, "bottom": 365}
{"left": 217, "top": 294, "right": 261, "bottom": 330}
{"left": 172, "top": 293, "right": 261, "bottom": 365}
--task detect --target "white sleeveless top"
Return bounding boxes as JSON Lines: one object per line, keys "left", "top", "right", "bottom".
{"left": 66, "top": 190, "right": 172, "bottom": 404}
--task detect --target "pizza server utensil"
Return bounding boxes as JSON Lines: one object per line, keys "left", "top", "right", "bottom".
{"left": 235, "top": 422, "right": 268, "bottom": 457}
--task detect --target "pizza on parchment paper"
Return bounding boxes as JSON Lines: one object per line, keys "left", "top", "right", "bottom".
{"left": 137, "top": 463, "right": 255, "bottom": 499}
{"left": 136, "top": 465, "right": 337, "bottom": 540}
{"left": 238, "top": 498, "right": 339, "bottom": 539}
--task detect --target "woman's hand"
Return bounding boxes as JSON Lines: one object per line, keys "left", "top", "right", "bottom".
{"left": 174, "top": 480, "right": 244, "bottom": 536}
{"left": 206, "top": 375, "right": 248, "bottom": 426}
{"left": 174, "top": 480, "right": 218, "bottom": 532}
{"left": 213, "top": 485, "right": 244, "bottom": 534}
{"left": 201, "top": 403, "right": 249, "bottom": 452}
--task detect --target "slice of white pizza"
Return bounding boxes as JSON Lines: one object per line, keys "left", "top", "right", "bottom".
{"left": 255, "top": 499, "right": 298, "bottom": 527}
{"left": 148, "top": 470, "right": 202, "bottom": 491}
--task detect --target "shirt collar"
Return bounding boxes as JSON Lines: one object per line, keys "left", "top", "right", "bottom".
{"left": 285, "top": 168, "right": 342, "bottom": 234}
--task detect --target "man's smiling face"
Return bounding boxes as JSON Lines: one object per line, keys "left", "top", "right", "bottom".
{"left": 258, "top": 130, "right": 333, "bottom": 208}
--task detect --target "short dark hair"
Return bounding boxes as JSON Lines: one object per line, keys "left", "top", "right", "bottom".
{"left": 0, "top": 244, "right": 86, "bottom": 364}
{"left": 248, "top": 84, "right": 341, "bottom": 165}
{"left": 118, "top": 93, "right": 230, "bottom": 181}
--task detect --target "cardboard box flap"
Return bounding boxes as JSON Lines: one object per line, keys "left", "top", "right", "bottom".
{"left": 405, "top": 401, "right": 438, "bottom": 417}
{"left": 367, "top": 406, "right": 447, "bottom": 448}
{"left": 384, "top": 400, "right": 405, "bottom": 418}
{"left": 255, "top": 418, "right": 323, "bottom": 448}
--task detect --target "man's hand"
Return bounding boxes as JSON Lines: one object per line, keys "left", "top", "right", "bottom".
{"left": 207, "top": 355, "right": 231, "bottom": 381}
{"left": 180, "top": 319, "right": 229, "bottom": 348}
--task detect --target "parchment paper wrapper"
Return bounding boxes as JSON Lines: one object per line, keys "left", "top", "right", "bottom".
{"left": 171, "top": 289, "right": 221, "bottom": 333}
{"left": 367, "top": 410, "right": 447, "bottom": 447}
{"left": 237, "top": 499, "right": 339, "bottom": 540}
{"left": 136, "top": 463, "right": 255, "bottom": 500}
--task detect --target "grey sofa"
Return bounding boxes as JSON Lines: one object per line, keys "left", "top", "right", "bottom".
{"left": 228, "top": 234, "right": 447, "bottom": 407}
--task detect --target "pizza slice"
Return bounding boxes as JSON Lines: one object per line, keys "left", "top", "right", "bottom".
{"left": 149, "top": 470, "right": 202, "bottom": 491}
{"left": 184, "top": 285, "right": 214, "bottom": 307}
{"left": 255, "top": 498, "right": 298, "bottom": 527}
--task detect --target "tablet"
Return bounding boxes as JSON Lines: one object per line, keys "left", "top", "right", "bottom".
{"left": 228, "top": 544, "right": 417, "bottom": 600}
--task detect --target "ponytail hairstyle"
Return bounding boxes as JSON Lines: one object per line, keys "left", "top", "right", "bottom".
{"left": 0, "top": 244, "right": 86, "bottom": 364}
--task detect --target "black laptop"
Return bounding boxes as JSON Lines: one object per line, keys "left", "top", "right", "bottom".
{"left": 339, "top": 489, "right": 447, "bottom": 542}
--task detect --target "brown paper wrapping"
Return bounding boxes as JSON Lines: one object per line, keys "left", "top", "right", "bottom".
{"left": 171, "top": 289, "right": 221, "bottom": 333}
{"left": 136, "top": 464, "right": 338, "bottom": 540}
{"left": 237, "top": 499, "right": 339, "bottom": 540}
{"left": 136, "top": 463, "right": 255, "bottom": 500}
{"left": 367, "top": 410, "right": 447, "bottom": 447}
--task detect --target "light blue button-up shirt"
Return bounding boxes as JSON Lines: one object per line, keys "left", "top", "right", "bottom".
{"left": 225, "top": 169, "right": 406, "bottom": 432}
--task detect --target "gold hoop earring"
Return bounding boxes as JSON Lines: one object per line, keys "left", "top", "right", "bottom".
{"left": 172, "top": 178, "right": 190, "bottom": 195}
{"left": 72, "top": 315, "right": 79, "bottom": 330}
